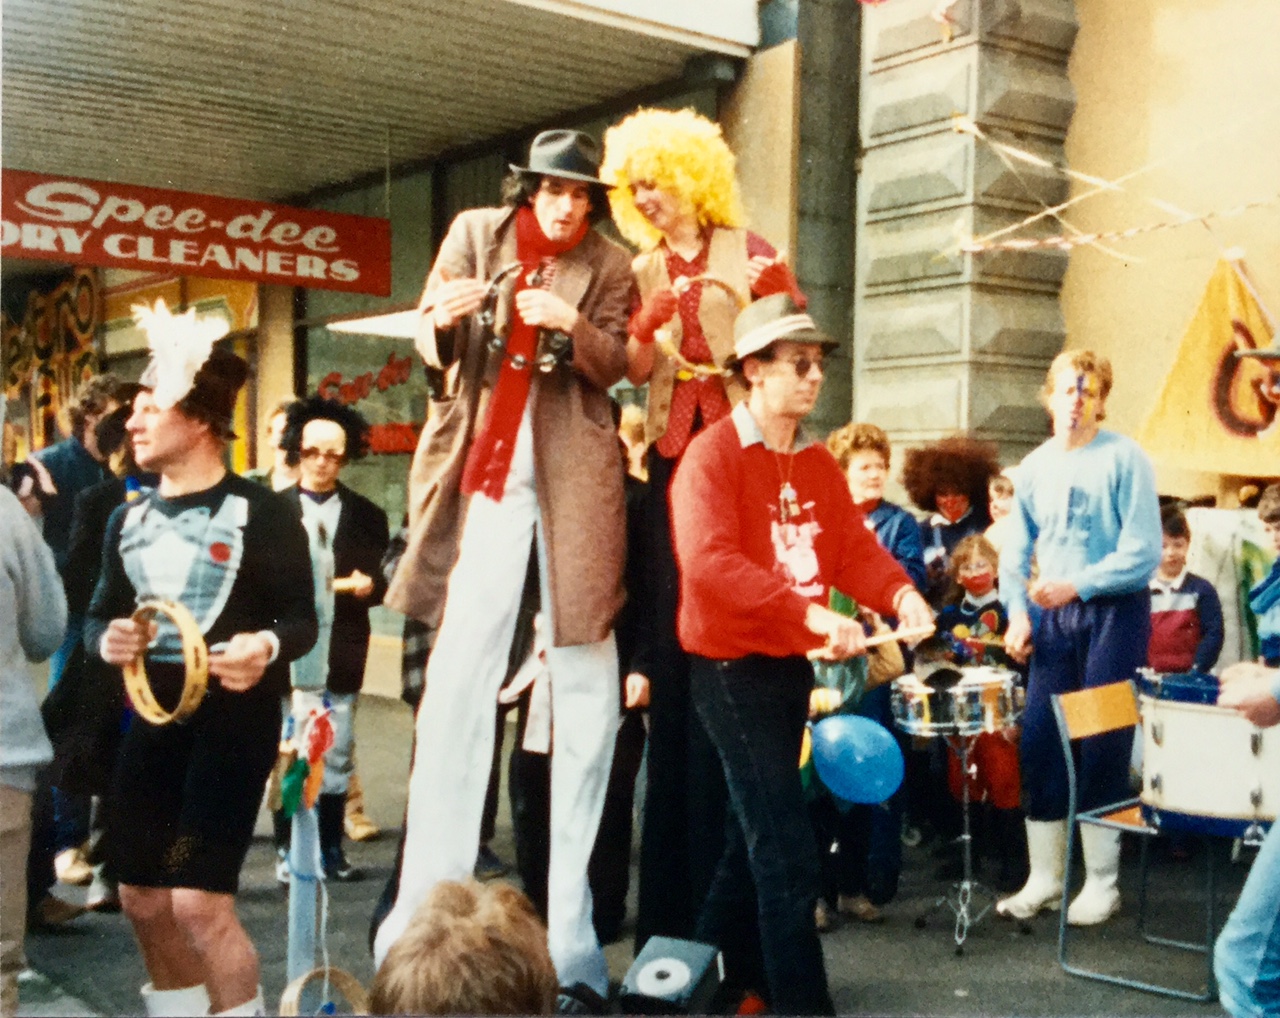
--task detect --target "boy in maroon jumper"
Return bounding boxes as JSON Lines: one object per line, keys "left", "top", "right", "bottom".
{"left": 1147, "top": 504, "right": 1223, "bottom": 674}
{"left": 670, "top": 294, "right": 933, "bottom": 1014}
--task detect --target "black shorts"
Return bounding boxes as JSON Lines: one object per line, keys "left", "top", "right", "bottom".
{"left": 109, "top": 666, "right": 280, "bottom": 894}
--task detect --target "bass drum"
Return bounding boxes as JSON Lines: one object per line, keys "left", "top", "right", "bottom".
{"left": 1139, "top": 670, "right": 1278, "bottom": 838}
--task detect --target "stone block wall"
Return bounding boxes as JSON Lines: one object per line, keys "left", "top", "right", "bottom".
{"left": 855, "top": 0, "right": 1078, "bottom": 463}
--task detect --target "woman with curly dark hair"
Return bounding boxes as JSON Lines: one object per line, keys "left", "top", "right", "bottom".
{"left": 902, "top": 436, "right": 1001, "bottom": 609}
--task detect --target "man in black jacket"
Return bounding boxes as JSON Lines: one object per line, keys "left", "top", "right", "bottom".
{"left": 276, "top": 396, "right": 390, "bottom": 881}
{"left": 91, "top": 310, "right": 317, "bottom": 1017}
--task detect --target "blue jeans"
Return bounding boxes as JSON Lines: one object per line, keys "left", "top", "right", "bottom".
{"left": 691, "top": 654, "right": 835, "bottom": 1016}
{"left": 1216, "top": 820, "right": 1280, "bottom": 1017}
{"left": 1020, "top": 592, "right": 1148, "bottom": 820}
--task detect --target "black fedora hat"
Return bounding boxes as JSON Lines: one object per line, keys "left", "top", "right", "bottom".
{"left": 509, "top": 129, "right": 603, "bottom": 185}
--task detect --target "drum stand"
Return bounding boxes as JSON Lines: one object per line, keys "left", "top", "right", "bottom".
{"left": 914, "top": 734, "right": 996, "bottom": 954}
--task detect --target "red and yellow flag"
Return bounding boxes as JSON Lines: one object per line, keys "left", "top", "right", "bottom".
{"left": 1138, "top": 259, "right": 1279, "bottom": 476}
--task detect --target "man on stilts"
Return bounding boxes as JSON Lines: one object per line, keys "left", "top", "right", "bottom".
{"left": 378, "top": 130, "right": 633, "bottom": 1011}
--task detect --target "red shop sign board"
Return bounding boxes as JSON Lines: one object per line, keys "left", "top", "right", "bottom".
{"left": 1, "top": 169, "right": 391, "bottom": 296}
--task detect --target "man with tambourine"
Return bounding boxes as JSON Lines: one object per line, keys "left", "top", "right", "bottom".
{"left": 377, "top": 129, "right": 634, "bottom": 1011}
{"left": 87, "top": 301, "right": 317, "bottom": 1018}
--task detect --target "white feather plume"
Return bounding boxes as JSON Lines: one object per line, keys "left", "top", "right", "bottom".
{"left": 132, "top": 299, "right": 230, "bottom": 410}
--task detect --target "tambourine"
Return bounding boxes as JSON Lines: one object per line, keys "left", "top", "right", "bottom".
{"left": 122, "top": 599, "right": 209, "bottom": 726}
{"left": 655, "top": 273, "right": 749, "bottom": 381}
{"left": 279, "top": 966, "right": 369, "bottom": 1016}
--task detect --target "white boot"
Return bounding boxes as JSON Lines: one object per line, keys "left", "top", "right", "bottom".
{"left": 212, "top": 986, "right": 265, "bottom": 1016}
{"left": 1067, "top": 825, "right": 1122, "bottom": 926}
{"left": 140, "top": 982, "right": 210, "bottom": 1017}
{"left": 996, "top": 819, "right": 1066, "bottom": 919}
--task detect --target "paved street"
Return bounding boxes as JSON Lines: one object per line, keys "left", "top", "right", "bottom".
{"left": 22, "top": 692, "right": 1242, "bottom": 1016}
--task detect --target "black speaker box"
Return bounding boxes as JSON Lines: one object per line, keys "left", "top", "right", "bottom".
{"left": 618, "top": 936, "right": 723, "bottom": 1015}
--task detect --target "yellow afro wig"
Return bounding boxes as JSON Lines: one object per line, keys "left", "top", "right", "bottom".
{"left": 600, "top": 108, "right": 746, "bottom": 251}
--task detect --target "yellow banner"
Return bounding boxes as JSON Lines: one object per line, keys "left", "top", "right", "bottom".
{"left": 1138, "top": 259, "right": 1279, "bottom": 476}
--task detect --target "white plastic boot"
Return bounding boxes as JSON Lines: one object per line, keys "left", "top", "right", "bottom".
{"left": 140, "top": 982, "right": 210, "bottom": 1017}
{"left": 212, "top": 986, "right": 265, "bottom": 1016}
{"left": 995, "top": 819, "right": 1066, "bottom": 919}
{"left": 1067, "top": 826, "right": 1122, "bottom": 926}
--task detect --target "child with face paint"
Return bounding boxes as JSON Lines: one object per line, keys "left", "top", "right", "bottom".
{"left": 902, "top": 437, "right": 1002, "bottom": 610}
{"left": 934, "top": 535, "right": 1028, "bottom": 893}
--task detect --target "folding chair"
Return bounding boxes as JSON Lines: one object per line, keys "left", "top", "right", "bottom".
{"left": 1052, "top": 679, "right": 1217, "bottom": 1002}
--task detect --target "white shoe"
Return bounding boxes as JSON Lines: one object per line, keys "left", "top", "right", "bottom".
{"left": 54, "top": 847, "right": 93, "bottom": 886}
{"left": 275, "top": 850, "right": 291, "bottom": 886}
{"left": 996, "top": 819, "right": 1066, "bottom": 919}
{"left": 1067, "top": 826, "right": 1122, "bottom": 926}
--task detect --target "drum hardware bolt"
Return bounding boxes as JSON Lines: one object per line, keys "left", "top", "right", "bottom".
{"left": 1252, "top": 732, "right": 1264, "bottom": 756}
{"left": 1243, "top": 820, "right": 1267, "bottom": 848}
{"left": 1151, "top": 722, "right": 1163, "bottom": 746}
{"left": 1150, "top": 774, "right": 1162, "bottom": 794}
{"left": 509, "top": 354, "right": 528, "bottom": 370}
{"left": 1251, "top": 788, "right": 1263, "bottom": 808}
{"left": 487, "top": 336, "right": 506, "bottom": 353}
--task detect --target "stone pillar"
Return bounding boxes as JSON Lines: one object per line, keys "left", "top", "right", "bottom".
{"left": 854, "top": 0, "right": 1078, "bottom": 463}
{"left": 797, "top": 0, "right": 861, "bottom": 434}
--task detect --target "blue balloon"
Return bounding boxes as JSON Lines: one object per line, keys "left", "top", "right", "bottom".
{"left": 811, "top": 715, "right": 904, "bottom": 804}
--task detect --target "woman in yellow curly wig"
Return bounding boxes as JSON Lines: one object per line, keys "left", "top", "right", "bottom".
{"left": 600, "top": 106, "right": 805, "bottom": 954}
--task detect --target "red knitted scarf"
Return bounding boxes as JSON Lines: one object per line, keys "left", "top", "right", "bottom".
{"left": 460, "top": 206, "right": 587, "bottom": 501}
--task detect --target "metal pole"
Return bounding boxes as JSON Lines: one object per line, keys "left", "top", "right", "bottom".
{"left": 286, "top": 805, "right": 322, "bottom": 983}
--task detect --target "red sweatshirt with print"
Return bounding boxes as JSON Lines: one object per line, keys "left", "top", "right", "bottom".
{"left": 670, "top": 411, "right": 916, "bottom": 660}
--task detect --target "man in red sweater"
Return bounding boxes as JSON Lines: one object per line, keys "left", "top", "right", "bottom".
{"left": 670, "top": 294, "right": 934, "bottom": 1014}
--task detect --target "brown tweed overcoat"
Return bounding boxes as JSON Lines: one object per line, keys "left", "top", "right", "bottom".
{"left": 384, "top": 206, "right": 635, "bottom": 647}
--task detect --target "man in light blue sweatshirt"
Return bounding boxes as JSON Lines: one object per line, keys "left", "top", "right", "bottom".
{"left": 996, "top": 350, "right": 1162, "bottom": 926}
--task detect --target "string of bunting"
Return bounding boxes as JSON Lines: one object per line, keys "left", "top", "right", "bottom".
{"left": 959, "top": 193, "right": 1280, "bottom": 255}
{"left": 950, "top": 116, "right": 1280, "bottom": 255}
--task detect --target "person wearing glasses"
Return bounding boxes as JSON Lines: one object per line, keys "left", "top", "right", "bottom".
{"left": 599, "top": 107, "right": 806, "bottom": 950}
{"left": 274, "top": 395, "right": 389, "bottom": 883}
{"left": 669, "top": 294, "right": 934, "bottom": 1014}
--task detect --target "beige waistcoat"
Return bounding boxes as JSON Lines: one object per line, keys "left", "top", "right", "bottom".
{"left": 633, "top": 227, "right": 751, "bottom": 446}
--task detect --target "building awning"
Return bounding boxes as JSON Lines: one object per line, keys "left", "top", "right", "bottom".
{"left": 2, "top": 0, "right": 757, "bottom": 204}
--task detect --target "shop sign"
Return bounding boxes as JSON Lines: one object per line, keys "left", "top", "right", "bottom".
{"left": 1, "top": 170, "right": 391, "bottom": 296}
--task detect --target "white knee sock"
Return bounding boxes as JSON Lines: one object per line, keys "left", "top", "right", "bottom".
{"left": 140, "top": 982, "right": 210, "bottom": 1017}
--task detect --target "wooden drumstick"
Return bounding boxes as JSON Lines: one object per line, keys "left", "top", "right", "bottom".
{"left": 807, "top": 625, "right": 936, "bottom": 660}
{"left": 864, "top": 624, "right": 936, "bottom": 648}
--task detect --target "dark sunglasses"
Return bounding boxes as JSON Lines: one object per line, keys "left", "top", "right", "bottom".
{"left": 774, "top": 356, "right": 825, "bottom": 378}
{"left": 300, "top": 447, "right": 345, "bottom": 464}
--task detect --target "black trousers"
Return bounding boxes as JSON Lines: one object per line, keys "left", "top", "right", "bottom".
{"left": 633, "top": 448, "right": 728, "bottom": 950}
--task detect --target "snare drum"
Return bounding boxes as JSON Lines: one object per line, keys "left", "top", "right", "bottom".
{"left": 1139, "top": 670, "right": 1279, "bottom": 837}
{"left": 891, "top": 669, "right": 963, "bottom": 737}
{"left": 952, "top": 667, "right": 1023, "bottom": 735}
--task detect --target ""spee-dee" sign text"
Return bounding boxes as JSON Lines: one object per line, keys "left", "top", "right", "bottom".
{"left": 2, "top": 170, "right": 391, "bottom": 296}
